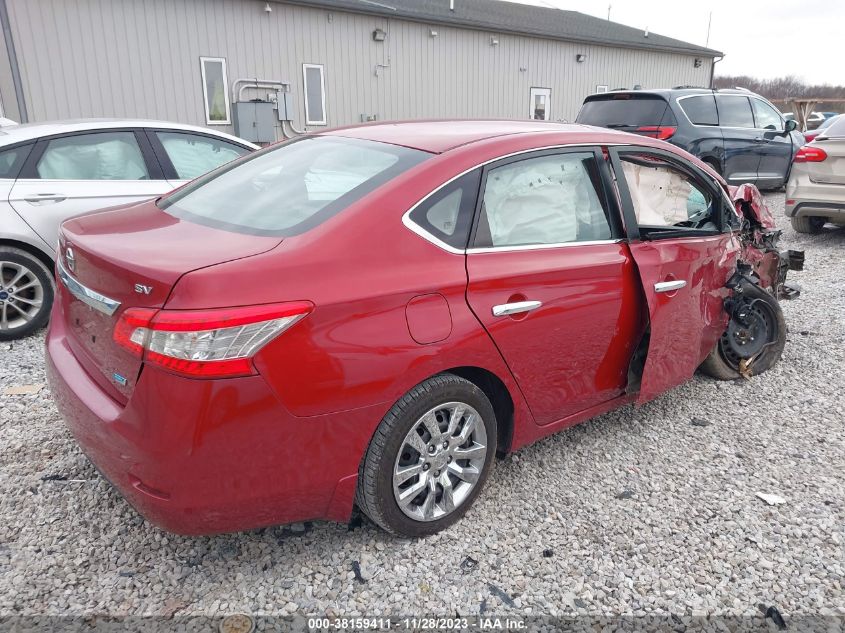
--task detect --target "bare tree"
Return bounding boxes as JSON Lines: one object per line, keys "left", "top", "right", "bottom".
{"left": 714, "top": 75, "right": 845, "bottom": 111}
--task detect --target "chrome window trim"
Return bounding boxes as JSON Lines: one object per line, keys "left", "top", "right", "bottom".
{"left": 467, "top": 239, "right": 623, "bottom": 254}
{"left": 401, "top": 142, "right": 621, "bottom": 254}
{"left": 57, "top": 258, "right": 121, "bottom": 316}
{"left": 675, "top": 93, "right": 786, "bottom": 132}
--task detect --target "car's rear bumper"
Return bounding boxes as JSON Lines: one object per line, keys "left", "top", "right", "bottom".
{"left": 45, "top": 301, "right": 385, "bottom": 535}
{"left": 785, "top": 172, "right": 845, "bottom": 221}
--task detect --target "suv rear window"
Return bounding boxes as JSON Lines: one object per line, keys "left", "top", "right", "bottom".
{"left": 576, "top": 95, "right": 676, "bottom": 127}
{"left": 159, "top": 136, "right": 429, "bottom": 236}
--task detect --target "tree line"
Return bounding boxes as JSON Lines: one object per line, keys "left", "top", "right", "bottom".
{"left": 713, "top": 75, "right": 845, "bottom": 112}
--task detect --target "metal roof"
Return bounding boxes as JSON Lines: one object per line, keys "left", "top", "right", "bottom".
{"left": 279, "top": 0, "right": 723, "bottom": 57}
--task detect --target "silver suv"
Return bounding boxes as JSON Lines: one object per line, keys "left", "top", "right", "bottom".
{"left": 0, "top": 119, "right": 256, "bottom": 340}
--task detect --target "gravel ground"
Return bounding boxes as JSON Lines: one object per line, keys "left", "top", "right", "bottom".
{"left": 1, "top": 193, "right": 843, "bottom": 622}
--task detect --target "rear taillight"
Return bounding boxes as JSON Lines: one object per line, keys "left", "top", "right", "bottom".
{"left": 794, "top": 145, "right": 828, "bottom": 163}
{"left": 114, "top": 301, "right": 313, "bottom": 378}
{"left": 636, "top": 126, "right": 677, "bottom": 140}
{"left": 804, "top": 132, "right": 819, "bottom": 142}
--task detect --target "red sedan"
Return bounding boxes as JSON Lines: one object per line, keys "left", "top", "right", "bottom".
{"left": 46, "top": 121, "right": 793, "bottom": 537}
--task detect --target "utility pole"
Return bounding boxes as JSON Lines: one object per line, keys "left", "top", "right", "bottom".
{"left": 705, "top": 11, "right": 712, "bottom": 46}
{"left": 607, "top": 4, "right": 611, "bottom": 20}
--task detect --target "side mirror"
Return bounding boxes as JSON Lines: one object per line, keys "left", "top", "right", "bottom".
{"left": 784, "top": 119, "right": 798, "bottom": 133}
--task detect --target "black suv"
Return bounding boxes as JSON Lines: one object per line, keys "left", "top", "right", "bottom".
{"left": 576, "top": 88, "right": 802, "bottom": 189}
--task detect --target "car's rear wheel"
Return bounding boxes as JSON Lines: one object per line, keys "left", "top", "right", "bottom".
{"left": 791, "top": 215, "right": 826, "bottom": 234}
{"left": 699, "top": 283, "right": 786, "bottom": 380}
{"left": 357, "top": 374, "right": 497, "bottom": 537}
{"left": 0, "top": 249, "right": 54, "bottom": 341}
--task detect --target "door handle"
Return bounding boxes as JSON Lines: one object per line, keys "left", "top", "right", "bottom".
{"left": 654, "top": 280, "right": 687, "bottom": 293}
{"left": 492, "top": 300, "right": 542, "bottom": 317}
{"left": 24, "top": 193, "right": 66, "bottom": 204}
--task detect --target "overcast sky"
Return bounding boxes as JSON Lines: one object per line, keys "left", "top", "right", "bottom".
{"left": 509, "top": 0, "right": 841, "bottom": 85}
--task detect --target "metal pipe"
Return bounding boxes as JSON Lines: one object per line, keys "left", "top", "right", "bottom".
{"left": 284, "top": 119, "right": 306, "bottom": 136}
{"left": 232, "top": 78, "right": 290, "bottom": 103}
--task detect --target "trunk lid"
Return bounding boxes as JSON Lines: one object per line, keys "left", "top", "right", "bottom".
{"left": 57, "top": 199, "right": 282, "bottom": 403}
{"left": 808, "top": 138, "right": 845, "bottom": 185}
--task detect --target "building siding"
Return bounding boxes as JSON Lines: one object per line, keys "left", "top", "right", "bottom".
{"left": 3, "top": 0, "right": 713, "bottom": 137}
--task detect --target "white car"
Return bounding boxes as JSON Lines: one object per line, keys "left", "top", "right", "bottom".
{"left": 0, "top": 119, "right": 257, "bottom": 340}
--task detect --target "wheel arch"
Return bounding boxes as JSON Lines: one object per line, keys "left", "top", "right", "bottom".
{"left": 442, "top": 366, "right": 515, "bottom": 455}
{"left": 0, "top": 237, "right": 55, "bottom": 274}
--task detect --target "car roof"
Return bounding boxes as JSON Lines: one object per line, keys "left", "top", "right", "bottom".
{"left": 0, "top": 118, "right": 259, "bottom": 148}
{"left": 324, "top": 120, "right": 627, "bottom": 153}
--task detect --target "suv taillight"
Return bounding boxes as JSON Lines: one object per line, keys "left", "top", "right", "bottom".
{"left": 636, "top": 126, "right": 677, "bottom": 140}
{"left": 113, "top": 301, "right": 313, "bottom": 378}
{"left": 793, "top": 145, "right": 828, "bottom": 163}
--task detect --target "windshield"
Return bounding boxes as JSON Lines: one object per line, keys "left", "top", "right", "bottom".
{"left": 576, "top": 95, "right": 675, "bottom": 127}
{"left": 159, "top": 136, "right": 429, "bottom": 236}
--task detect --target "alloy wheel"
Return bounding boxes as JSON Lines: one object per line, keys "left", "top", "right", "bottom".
{"left": 392, "top": 402, "right": 488, "bottom": 522}
{"left": 0, "top": 260, "right": 45, "bottom": 332}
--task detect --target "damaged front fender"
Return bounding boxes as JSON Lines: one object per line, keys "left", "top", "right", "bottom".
{"left": 729, "top": 183, "right": 803, "bottom": 298}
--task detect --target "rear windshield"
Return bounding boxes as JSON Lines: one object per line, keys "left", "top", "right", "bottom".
{"left": 821, "top": 116, "right": 845, "bottom": 138}
{"left": 576, "top": 95, "right": 676, "bottom": 127}
{"left": 159, "top": 136, "right": 429, "bottom": 236}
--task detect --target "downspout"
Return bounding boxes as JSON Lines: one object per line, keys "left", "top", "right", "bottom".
{"left": 0, "top": 0, "right": 27, "bottom": 122}
{"left": 709, "top": 55, "right": 724, "bottom": 89}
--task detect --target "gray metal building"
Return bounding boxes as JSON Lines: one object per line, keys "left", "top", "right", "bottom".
{"left": 0, "top": 0, "right": 721, "bottom": 141}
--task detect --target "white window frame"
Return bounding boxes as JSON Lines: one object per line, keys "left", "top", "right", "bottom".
{"left": 596, "top": 85, "right": 609, "bottom": 93}
{"left": 529, "top": 87, "right": 551, "bottom": 121}
{"left": 200, "top": 57, "right": 231, "bottom": 126}
{"left": 303, "top": 63, "right": 327, "bottom": 126}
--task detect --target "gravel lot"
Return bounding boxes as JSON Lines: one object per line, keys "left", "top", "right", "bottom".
{"left": 1, "top": 193, "right": 843, "bottom": 621}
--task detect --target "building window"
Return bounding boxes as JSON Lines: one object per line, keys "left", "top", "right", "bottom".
{"left": 529, "top": 87, "right": 551, "bottom": 121}
{"left": 596, "top": 85, "right": 609, "bottom": 93}
{"left": 200, "top": 57, "right": 231, "bottom": 125}
{"left": 303, "top": 63, "right": 327, "bottom": 126}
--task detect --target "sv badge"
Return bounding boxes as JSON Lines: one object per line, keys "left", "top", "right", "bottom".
{"left": 134, "top": 283, "right": 153, "bottom": 295}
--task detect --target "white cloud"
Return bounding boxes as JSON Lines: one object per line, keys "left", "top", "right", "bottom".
{"left": 507, "top": 0, "right": 843, "bottom": 85}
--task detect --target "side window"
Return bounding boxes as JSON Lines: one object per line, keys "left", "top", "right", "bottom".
{"left": 408, "top": 170, "right": 480, "bottom": 250}
{"left": 619, "top": 153, "right": 715, "bottom": 231}
{"left": 0, "top": 144, "right": 32, "bottom": 179}
{"left": 303, "top": 63, "right": 326, "bottom": 126}
{"left": 679, "top": 95, "right": 718, "bottom": 126}
{"left": 155, "top": 131, "right": 250, "bottom": 180}
{"left": 751, "top": 99, "right": 783, "bottom": 130}
{"left": 475, "top": 152, "right": 612, "bottom": 248}
{"left": 35, "top": 132, "right": 149, "bottom": 180}
{"left": 715, "top": 96, "right": 755, "bottom": 128}
{"left": 200, "top": 57, "right": 231, "bottom": 125}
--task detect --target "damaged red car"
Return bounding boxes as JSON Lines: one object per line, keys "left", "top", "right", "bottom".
{"left": 46, "top": 121, "right": 799, "bottom": 537}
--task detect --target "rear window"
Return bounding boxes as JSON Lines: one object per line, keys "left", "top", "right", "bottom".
{"left": 576, "top": 95, "right": 676, "bottom": 127}
{"left": 159, "top": 136, "right": 429, "bottom": 236}
{"left": 678, "top": 95, "right": 718, "bottom": 126}
{"left": 821, "top": 116, "right": 845, "bottom": 138}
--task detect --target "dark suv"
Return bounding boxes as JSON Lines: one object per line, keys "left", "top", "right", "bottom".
{"left": 576, "top": 88, "right": 802, "bottom": 189}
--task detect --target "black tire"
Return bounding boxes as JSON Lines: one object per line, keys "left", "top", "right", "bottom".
{"left": 0, "top": 248, "right": 54, "bottom": 341}
{"left": 791, "top": 215, "right": 825, "bottom": 234}
{"left": 699, "top": 284, "right": 786, "bottom": 381}
{"left": 357, "top": 374, "right": 497, "bottom": 537}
